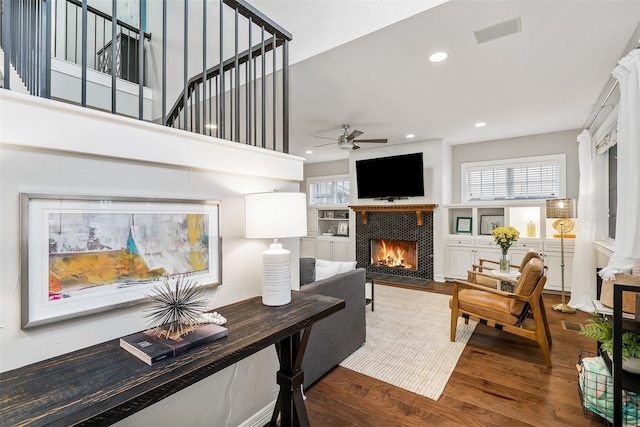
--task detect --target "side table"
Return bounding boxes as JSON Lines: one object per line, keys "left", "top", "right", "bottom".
{"left": 490, "top": 269, "right": 521, "bottom": 293}
{"left": 366, "top": 279, "right": 375, "bottom": 311}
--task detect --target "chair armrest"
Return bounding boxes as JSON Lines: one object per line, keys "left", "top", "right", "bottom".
{"left": 468, "top": 270, "right": 519, "bottom": 285}
{"left": 452, "top": 278, "right": 534, "bottom": 304}
{"left": 476, "top": 258, "right": 499, "bottom": 267}
{"left": 475, "top": 259, "right": 520, "bottom": 271}
{"left": 453, "top": 279, "right": 514, "bottom": 297}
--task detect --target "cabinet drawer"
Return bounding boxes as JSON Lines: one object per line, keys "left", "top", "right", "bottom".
{"left": 512, "top": 241, "right": 541, "bottom": 251}
{"left": 544, "top": 240, "right": 575, "bottom": 252}
{"left": 475, "top": 239, "right": 498, "bottom": 248}
{"left": 447, "top": 237, "right": 474, "bottom": 247}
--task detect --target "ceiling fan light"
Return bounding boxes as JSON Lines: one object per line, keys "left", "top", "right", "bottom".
{"left": 338, "top": 142, "right": 353, "bottom": 150}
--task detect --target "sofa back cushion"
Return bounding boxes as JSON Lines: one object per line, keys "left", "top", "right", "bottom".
{"left": 315, "top": 259, "right": 357, "bottom": 281}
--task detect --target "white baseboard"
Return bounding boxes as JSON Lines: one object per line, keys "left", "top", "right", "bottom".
{"left": 238, "top": 399, "right": 277, "bottom": 427}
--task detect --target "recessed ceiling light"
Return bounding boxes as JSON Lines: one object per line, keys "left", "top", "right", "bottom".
{"left": 305, "top": 150, "right": 313, "bottom": 154}
{"left": 429, "top": 52, "right": 448, "bottom": 63}
{"left": 475, "top": 122, "right": 486, "bottom": 127}
{"left": 405, "top": 134, "right": 415, "bottom": 139}
{"left": 205, "top": 124, "right": 217, "bottom": 129}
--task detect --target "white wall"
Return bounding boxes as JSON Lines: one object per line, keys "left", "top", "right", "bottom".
{"left": 0, "top": 91, "right": 305, "bottom": 426}
{"left": 451, "top": 129, "right": 580, "bottom": 203}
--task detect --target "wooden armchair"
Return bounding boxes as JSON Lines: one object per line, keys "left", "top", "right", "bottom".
{"left": 467, "top": 251, "right": 542, "bottom": 288}
{"left": 450, "top": 256, "right": 553, "bottom": 367}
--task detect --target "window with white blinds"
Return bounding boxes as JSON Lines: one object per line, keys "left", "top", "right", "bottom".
{"left": 463, "top": 155, "right": 565, "bottom": 202}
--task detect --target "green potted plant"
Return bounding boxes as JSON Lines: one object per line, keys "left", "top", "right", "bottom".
{"left": 580, "top": 312, "right": 640, "bottom": 374}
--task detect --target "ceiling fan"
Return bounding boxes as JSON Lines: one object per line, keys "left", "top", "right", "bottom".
{"left": 312, "top": 124, "right": 388, "bottom": 150}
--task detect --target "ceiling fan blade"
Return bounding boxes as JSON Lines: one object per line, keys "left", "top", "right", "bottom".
{"left": 346, "top": 130, "right": 364, "bottom": 141}
{"left": 352, "top": 144, "right": 361, "bottom": 150}
{"left": 314, "top": 141, "right": 337, "bottom": 148}
{"left": 352, "top": 138, "right": 388, "bottom": 143}
{"left": 311, "top": 135, "right": 337, "bottom": 141}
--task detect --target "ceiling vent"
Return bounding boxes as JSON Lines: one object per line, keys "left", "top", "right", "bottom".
{"left": 474, "top": 17, "right": 521, "bottom": 44}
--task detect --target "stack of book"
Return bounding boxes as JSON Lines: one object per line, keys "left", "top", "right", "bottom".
{"left": 120, "top": 323, "right": 228, "bottom": 365}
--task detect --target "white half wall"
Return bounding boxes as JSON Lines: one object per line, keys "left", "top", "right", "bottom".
{"left": 0, "top": 90, "right": 304, "bottom": 426}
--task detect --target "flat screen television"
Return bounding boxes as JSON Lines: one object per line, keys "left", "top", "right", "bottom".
{"left": 356, "top": 153, "right": 424, "bottom": 200}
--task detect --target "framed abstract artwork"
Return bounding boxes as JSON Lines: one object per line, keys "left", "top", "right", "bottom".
{"left": 20, "top": 194, "right": 221, "bottom": 328}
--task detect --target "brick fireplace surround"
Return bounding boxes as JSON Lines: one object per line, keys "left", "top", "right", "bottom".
{"left": 350, "top": 204, "right": 437, "bottom": 285}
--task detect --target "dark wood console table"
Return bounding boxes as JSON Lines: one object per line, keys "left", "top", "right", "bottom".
{"left": 0, "top": 292, "right": 345, "bottom": 427}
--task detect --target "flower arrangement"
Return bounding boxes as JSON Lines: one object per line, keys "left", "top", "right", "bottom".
{"left": 491, "top": 226, "right": 520, "bottom": 251}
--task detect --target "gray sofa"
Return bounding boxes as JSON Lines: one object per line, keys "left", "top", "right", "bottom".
{"left": 298, "top": 258, "right": 367, "bottom": 388}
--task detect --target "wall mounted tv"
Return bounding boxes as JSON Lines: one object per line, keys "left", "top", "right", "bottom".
{"left": 356, "top": 152, "right": 425, "bottom": 200}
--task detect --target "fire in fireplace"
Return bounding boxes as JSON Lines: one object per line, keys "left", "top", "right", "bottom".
{"left": 370, "top": 238, "right": 417, "bottom": 270}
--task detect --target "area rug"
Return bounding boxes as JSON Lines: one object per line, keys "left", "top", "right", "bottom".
{"left": 339, "top": 285, "right": 476, "bottom": 401}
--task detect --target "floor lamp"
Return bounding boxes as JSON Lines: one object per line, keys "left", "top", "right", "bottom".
{"left": 244, "top": 191, "right": 307, "bottom": 306}
{"left": 545, "top": 198, "right": 577, "bottom": 314}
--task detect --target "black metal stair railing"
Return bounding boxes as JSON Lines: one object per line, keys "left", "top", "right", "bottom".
{"left": 1, "top": 0, "right": 52, "bottom": 96}
{"left": 165, "top": 0, "right": 292, "bottom": 153}
{"left": 1, "top": 0, "right": 292, "bottom": 155}
{"left": 54, "top": 0, "right": 151, "bottom": 85}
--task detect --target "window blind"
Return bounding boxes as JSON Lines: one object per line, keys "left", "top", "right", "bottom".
{"left": 466, "top": 160, "right": 559, "bottom": 201}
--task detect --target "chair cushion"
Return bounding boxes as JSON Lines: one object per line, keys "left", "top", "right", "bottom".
{"left": 510, "top": 257, "right": 544, "bottom": 315}
{"left": 470, "top": 273, "right": 499, "bottom": 288}
{"left": 455, "top": 289, "right": 519, "bottom": 326}
{"left": 518, "top": 251, "right": 541, "bottom": 272}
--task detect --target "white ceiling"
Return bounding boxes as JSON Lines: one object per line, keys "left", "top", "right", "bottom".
{"left": 253, "top": 0, "right": 640, "bottom": 164}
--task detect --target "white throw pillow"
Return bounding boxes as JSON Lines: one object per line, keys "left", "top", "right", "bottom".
{"left": 338, "top": 261, "right": 357, "bottom": 273}
{"left": 315, "top": 259, "right": 357, "bottom": 281}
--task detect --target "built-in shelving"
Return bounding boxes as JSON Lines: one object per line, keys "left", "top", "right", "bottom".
{"left": 443, "top": 203, "right": 576, "bottom": 292}
{"left": 301, "top": 206, "right": 351, "bottom": 261}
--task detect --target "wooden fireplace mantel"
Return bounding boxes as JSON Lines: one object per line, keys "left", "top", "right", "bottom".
{"left": 348, "top": 204, "right": 438, "bottom": 226}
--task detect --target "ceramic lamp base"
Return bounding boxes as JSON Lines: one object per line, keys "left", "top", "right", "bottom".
{"left": 552, "top": 302, "right": 576, "bottom": 314}
{"left": 261, "top": 243, "right": 292, "bottom": 306}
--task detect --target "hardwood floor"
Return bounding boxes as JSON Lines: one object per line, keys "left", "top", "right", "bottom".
{"left": 304, "top": 281, "right": 606, "bottom": 427}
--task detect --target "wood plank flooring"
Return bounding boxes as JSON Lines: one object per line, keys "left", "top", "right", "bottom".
{"left": 304, "top": 281, "right": 606, "bottom": 427}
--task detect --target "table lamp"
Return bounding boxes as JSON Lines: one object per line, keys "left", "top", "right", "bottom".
{"left": 244, "top": 191, "right": 307, "bottom": 306}
{"left": 545, "top": 198, "right": 577, "bottom": 314}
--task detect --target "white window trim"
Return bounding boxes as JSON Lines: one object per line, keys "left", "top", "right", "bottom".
{"left": 461, "top": 154, "right": 566, "bottom": 204}
{"left": 307, "top": 174, "right": 350, "bottom": 206}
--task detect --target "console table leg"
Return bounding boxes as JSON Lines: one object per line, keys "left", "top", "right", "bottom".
{"left": 270, "top": 328, "right": 312, "bottom": 427}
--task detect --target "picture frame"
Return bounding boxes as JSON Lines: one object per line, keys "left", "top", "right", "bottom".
{"left": 337, "top": 221, "right": 349, "bottom": 236}
{"left": 20, "top": 193, "right": 221, "bottom": 328}
{"left": 480, "top": 215, "right": 505, "bottom": 235}
{"left": 455, "top": 217, "right": 472, "bottom": 234}
{"left": 324, "top": 210, "right": 334, "bottom": 218}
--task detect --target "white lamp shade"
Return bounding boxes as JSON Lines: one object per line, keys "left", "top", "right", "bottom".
{"left": 244, "top": 192, "right": 307, "bottom": 238}
{"left": 244, "top": 192, "right": 307, "bottom": 306}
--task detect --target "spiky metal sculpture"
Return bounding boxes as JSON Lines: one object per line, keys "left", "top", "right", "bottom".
{"left": 144, "top": 277, "right": 209, "bottom": 339}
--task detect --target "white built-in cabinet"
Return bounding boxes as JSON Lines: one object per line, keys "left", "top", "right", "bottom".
{"left": 444, "top": 203, "right": 575, "bottom": 293}
{"left": 300, "top": 207, "right": 351, "bottom": 261}
{"left": 300, "top": 208, "right": 317, "bottom": 258}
